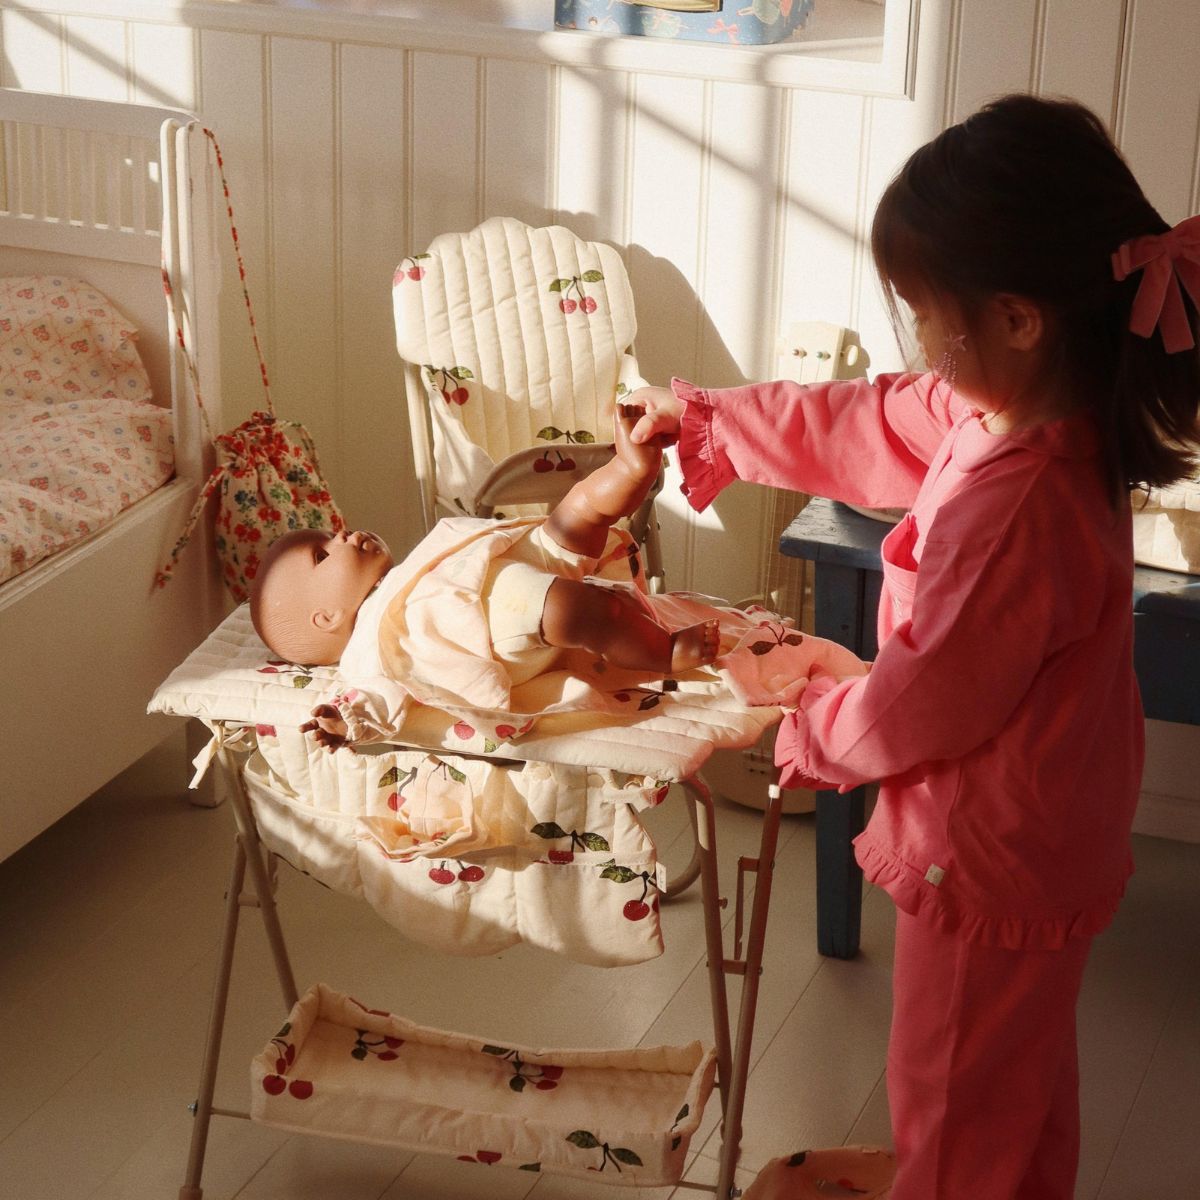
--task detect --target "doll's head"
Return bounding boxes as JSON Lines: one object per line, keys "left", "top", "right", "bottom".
{"left": 250, "top": 528, "right": 394, "bottom": 665}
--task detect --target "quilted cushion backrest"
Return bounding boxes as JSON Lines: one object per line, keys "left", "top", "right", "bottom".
{"left": 394, "top": 217, "right": 638, "bottom": 511}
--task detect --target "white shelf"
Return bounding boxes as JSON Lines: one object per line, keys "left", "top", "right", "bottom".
{"left": 14, "top": 0, "right": 918, "bottom": 97}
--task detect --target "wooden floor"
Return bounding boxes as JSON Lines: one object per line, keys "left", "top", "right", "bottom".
{"left": 1, "top": 728, "right": 1197, "bottom": 1200}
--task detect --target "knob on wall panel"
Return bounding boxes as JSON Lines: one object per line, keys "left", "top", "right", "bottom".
{"left": 776, "top": 321, "right": 870, "bottom": 384}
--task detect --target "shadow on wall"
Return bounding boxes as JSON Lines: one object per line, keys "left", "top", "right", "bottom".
{"left": 611, "top": 236, "right": 754, "bottom": 592}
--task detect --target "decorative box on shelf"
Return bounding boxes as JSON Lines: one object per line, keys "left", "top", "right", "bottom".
{"left": 553, "top": 0, "right": 816, "bottom": 47}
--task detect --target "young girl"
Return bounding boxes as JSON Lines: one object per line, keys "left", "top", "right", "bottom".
{"left": 630, "top": 93, "right": 1200, "bottom": 1200}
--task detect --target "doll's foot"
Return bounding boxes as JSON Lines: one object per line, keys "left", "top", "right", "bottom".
{"left": 669, "top": 619, "right": 720, "bottom": 673}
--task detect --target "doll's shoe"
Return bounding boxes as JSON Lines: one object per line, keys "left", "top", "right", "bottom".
{"left": 742, "top": 1146, "right": 895, "bottom": 1200}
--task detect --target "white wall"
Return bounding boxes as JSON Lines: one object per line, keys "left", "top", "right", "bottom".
{"left": 3, "top": 0, "right": 1197, "bottom": 831}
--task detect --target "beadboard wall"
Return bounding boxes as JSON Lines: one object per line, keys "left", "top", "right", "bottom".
{"left": 3, "top": 0, "right": 1198, "bottom": 829}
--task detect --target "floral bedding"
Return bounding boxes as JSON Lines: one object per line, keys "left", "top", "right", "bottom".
{"left": 0, "top": 275, "right": 174, "bottom": 584}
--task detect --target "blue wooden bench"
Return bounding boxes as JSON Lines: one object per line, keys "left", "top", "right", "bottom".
{"left": 780, "top": 495, "right": 1200, "bottom": 959}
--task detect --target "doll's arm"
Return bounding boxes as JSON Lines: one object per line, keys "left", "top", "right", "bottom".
{"left": 543, "top": 404, "right": 660, "bottom": 558}
{"left": 302, "top": 677, "right": 411, "bottom": 752}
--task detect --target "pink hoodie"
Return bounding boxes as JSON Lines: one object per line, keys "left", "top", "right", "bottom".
{"left": 673, "top": 372, "right": 1142, "bottom": 949}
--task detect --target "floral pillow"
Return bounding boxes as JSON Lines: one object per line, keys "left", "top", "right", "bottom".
{"left": 0, "top": 275, "right": 152, "bottom": 407}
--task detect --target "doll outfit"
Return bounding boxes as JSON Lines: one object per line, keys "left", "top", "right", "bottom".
{"left": 331, "top": 513, "right": 866, "bottom": 747}
{"left": 672, "top": 370, "right": 1142, "bottom": 1200}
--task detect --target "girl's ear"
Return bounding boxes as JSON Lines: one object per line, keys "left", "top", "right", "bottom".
{"left": 993, "top": 292, "right": 1046, "bottom": 352}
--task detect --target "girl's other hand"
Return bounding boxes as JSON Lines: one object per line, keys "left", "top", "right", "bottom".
{"left": 626, "top": 386, "right": 684, "bottom": 447}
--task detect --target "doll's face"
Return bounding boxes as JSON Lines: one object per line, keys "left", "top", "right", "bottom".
{"left": 251, "top": 528, "right": 394, "bottom": 664}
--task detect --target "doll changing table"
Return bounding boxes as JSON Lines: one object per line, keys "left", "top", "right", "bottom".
{"left": 153, "top": 602, "right": 794, "bottom": 1199}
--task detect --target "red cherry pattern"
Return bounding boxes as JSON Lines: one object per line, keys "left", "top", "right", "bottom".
{"left": 429, "top": 858, "right": 486, "bottom": 887}
{"left": 458, "top": 1149, "right": 503, "bottom": 1165}
{"left": 351, "top": 1028, "right": 406, "bottom": 1061}
{"left": 483, "top": 1044, "right": 565, "bottom": 1092}
{"left": 549, "top": 270, "right": 603, "bottom": 316}
{"left": 423, "top": 364, "right": 473, "bottom": 406}
{"left": 395, "top": 253, "right": 430, "bottom": 285}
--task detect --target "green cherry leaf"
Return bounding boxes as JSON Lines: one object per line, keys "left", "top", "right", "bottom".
{"left": 532, "top": 822, "right": 569, "bottom": 841}
{"left": 573, "top": 430, "right": 596, "bottom": 444}
{"left": 413, "top": 252, "right": 431, "bottom": 261}
{"left": 483, "top": 739, "right": 498, "bottom": 753}
{"left": 481, "top": 1044, "right": 510, "bottom": 1056}
{"left": 519, "top": 1162, "right": 542, "bottom": 1172}
{"left": 783, "top": 633, "right": 805, "bottom": 645}
{"left": 509, "top": 1075, "right": 527, "bottom": 1092}
{"left": 581, "top": 270, "right": 604, "bottom": 283}
{"left": 567, "top": 1130, "right": 601, "bottom": 1150}
{"left": 293, "top": 675, "right": 313, "bottom": 688}
{"left": 379, "top": 766, "right": 401, "bottom": 787}
{"left": 549, "top": 278, "right": 570, "bottom": 292}
{"left": 671, "top": 1135, "right": 682, "bottom": 1150}
{"left": 450, "top": 366, "right": 474, "bottom": 380}
{"left": 351, "top": 1045, "right": 368, "bottom": 1060}
{"left": 612, "top": 1148, "right": 643, "bottom": 1167}
{"left": 537, "top": 425, "right": 564, "bottom": 441}
{"left": 447, "top": 765, "right": 467, "bottom": 784}
{"left": 276, "top": 1022, "right": 292, "bottom": 1037}
{"left": 600, "top": 865, "right": 637, "bottom": 884}
{"left": 675, "top": 1103, "right": 690, "bottom": 1122}
{"left": 748, "top": 640, "right": 775, "bottom": 656}
{"left": 615, "top": 382, "right": 629, "bottom": 396}
{"left": 638, "top": 694, "right": 660, "bottom": 711}
{"left": 579, "top": 832, "right": 611, "bottom": 852}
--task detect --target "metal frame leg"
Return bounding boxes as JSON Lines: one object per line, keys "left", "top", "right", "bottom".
{"left": 178, "top": 742, "right": 298, "bottom": 1200}
{"left": 687, "top": 775, "right": 785, "bottom": 1200}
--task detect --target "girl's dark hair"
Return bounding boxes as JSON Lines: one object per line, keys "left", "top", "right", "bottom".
{"left": 871, "top": 92, "right": 1200, "bottom": 501}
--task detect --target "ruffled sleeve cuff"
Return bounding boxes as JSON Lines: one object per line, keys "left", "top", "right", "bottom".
{"left": 670, "top": 377, "right": 737, "bottom": 512}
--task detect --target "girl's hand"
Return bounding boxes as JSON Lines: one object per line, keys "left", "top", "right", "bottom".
{"left": 626, "top": 386, "right": 684, "bottom": 447}
{"left": 301, "top": 703, "right": 354, "bottom": 753}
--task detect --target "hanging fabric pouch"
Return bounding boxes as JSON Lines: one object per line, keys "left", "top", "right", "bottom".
{"left": 155, "top": 128, "right": 344, "bottom": 603}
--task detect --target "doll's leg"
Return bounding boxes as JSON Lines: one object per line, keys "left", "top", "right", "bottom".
{"left": 541, "top": 577, "right": 719, "bottom": 674}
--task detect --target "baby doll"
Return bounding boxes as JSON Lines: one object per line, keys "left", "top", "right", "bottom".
{"left": 250, "top": 406, "right": 722, "bottom": 750}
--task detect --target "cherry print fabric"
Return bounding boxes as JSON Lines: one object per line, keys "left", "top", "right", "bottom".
{"left": 251, "top": 983, "right": 716, "bottom": 1185}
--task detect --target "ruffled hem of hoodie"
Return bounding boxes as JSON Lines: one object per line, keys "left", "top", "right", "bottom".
{"left": 854, "top": 835, "right": 1129, "bottom": 951}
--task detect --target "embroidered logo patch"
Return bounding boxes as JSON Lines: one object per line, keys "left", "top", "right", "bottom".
{"left": 924, "top": 863, "right": 946, "bottom": 887}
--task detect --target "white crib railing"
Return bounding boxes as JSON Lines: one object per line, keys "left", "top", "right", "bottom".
{"left": 0, "top": 89, "right": 166, "bottom": 264}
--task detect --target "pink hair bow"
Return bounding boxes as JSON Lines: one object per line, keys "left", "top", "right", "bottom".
{"left": 1111, "top": 213, "right": 1200, "bottom": 353}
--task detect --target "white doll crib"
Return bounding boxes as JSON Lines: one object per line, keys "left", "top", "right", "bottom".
{"left": 151, "top": 592, "right": 796, "bottom": 1200}
{"left": 0, "top": 88, "right": 224, "bottom": 861}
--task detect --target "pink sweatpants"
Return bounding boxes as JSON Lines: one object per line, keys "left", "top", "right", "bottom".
{"left": 887, "top": 911, "right": 1093, "bottom": 1200}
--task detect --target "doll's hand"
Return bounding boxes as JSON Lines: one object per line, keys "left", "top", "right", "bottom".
{"left": 301, "top": 704, "right": 354, "bottom": 753}
{"left": 625, "top": 386, "right": 684, "bottom": 447}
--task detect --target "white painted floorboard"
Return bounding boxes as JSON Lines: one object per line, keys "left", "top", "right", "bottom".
{"left": 1, "top": 730, "right": 1196, "bottom": 1199}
